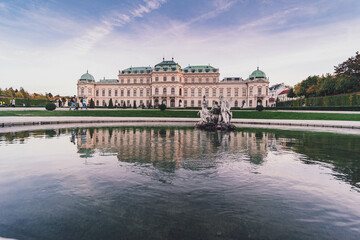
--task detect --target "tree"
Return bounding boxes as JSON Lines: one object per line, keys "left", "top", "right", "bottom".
{"left": 334, "top": 51, "right": 360, "bottom": 92}
{"left": 108, "top": 98, "right": 114, "bottom": 108}
{"left": 133, "top": 101, "right": 137, "bottom": 109}
{"left": 122, "top": 102, "right": 126, "bottom": 108}
{"left": 287, "top": 88, "right": 296, "bottom": 98}
{"left": 159, "top": 103, "right": 166, "bottom": 111}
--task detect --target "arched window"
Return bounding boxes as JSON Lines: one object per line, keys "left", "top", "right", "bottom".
{"left": 171, "top": 88, "right": 175, "bottom": 95}
{"left": 155, "top": 88, "right": 159, "bottom": 95}
{"left": 96, "top": 100, "right": 99, "bottom": 106}
{"left": 163, "top": 76, "right": 167, "bottom": 81}
{"left": 234, "top": 100, "right": 238, "bottom": 107}
{"left": 163, "top": 88, "right": 167, "bottom": 95}
{"left": 170, "top": 99, "right": 175, "bottom": 107}
{"left": 171, "top": 76, "right": 175, "bottom": 81}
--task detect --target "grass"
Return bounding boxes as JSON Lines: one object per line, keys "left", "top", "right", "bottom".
{"left": 1, "top": 109, "right": 360, "bottom": 121}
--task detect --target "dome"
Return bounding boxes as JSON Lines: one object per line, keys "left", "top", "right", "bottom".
{"left": 249, "top": 67, "right": 266, "bottom": 80}
{"left": 79, "top": 71, "right": 95, "bottom": 82}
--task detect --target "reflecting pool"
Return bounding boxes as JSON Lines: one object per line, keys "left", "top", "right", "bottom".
{"left": 0, "top": 127, "right": 360, "bottom": 240}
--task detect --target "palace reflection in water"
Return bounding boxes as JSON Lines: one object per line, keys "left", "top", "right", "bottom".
{"left": 74, "top": 128, "right": 269, "bottom": 169}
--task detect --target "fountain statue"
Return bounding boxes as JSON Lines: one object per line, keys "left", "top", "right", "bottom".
{"left": 195, "top": 95, "right": 236, "bottom": 131}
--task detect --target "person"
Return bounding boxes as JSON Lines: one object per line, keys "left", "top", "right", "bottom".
{"left": 69, "top": 96, "right": 77, "bottom": 110}
{"left": 11, "top": 98, "right": 15, "bottom": 107}
{"left": 58, "top": 98, "right": 62, "bottom": 107}
{"left": 81, "top": 98, "right": 88, "bottom": 110}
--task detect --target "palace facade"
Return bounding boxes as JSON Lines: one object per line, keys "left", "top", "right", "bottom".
{"left": 77, "top": 58, "right": 269, "bottom": 108}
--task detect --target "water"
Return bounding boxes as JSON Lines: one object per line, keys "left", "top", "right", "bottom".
{"left": 0, "top": 127, "right": 360, "bottom": 240}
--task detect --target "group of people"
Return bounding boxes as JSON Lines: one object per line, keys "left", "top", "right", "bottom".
{"left": 69, "top": 96, "right": 88, "bottom": 111}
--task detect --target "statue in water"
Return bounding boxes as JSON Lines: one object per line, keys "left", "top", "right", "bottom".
{"left": 195, "top": 95, "right": 235, "bottom": 131}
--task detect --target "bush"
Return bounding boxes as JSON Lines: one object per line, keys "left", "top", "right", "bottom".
{"left": 45, "top": 103, "right": 56, "bottom": 111}
{"left": 108, "top": 98, "right": 114, "bottom": 108}
{"left": 89, "top": 98, "right": 95, "bottom": 108}
{"left": 159, "top": 103, "right": 166, "bottom": 111}
{"left": 256, "top": 105, "right": 264, "bottom": 111}
{"left": 133, "top": 102, "right": 137, "bottom": 109}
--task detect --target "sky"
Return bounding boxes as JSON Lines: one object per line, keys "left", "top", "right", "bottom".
{"left": 0, "top": 0, "right": 359, "bottom": 95}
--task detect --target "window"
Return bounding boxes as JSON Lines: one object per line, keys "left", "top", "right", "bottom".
{"left": 127, "top": 79, "right": 130, "bottom": 83}
{"left": 219, "top": 88, "right": 223, "bottom": 96}
{"left": 102, "top": 89, "right": 105, "bottom": 96}
{"left": 235, "top": 100, "right": 238, "bottom": 107}
{"left": 171, "top": 76, "right": 175, "bottom": 81}
{"left": 121, "top": 79, "right": 124, "bottom": 83}
{"left": 140, "top": 100, "right": 143, "bottom": 106}
{"left": 205, "top": 89, "right": 209, "bottom": 96}
{"left": 258, "top": 87, "right": 262, "bottom": 95}
{"left": 96, "top": 100, "right": 99, "bottom": 106}
{"left": 133, "top": 89, "right": 137, "bottom": 96}
{"left": 108, "top": 89, "right": 111, "bottom": 96}
{"left": 184, "top": 100, "right": 187, "bottom": 107}
{"left": 198, "top": 78, "right": 202, "bottom": 82}
{"left": 88, "top": 88, "right": 92, "bottom": 95}
{"left": 242, "top": 88, "right": 246, "bottom": 96}
{"left": 192, "top": 78, "right": 195, "bottom": 83}
{"left": 227, "top": 88, "right": 231, "bottom": 97}
{"left": 171, "top": 88, "right": 175, "bottom": 95}
{"left": 191, "top": 100, "right": 194, "bottom": 107}
{"left": 127, "top": 90, "right": 130, "bottom": 96}
{"left": 235, "top": 88, "right": 239, "bottom": 96}
{"left": 163, "top": 76, "right": 167, "bottom": 81}
{"left": 102, "top": 100, "right": 106, "bottom": 106}
{"left": 212, "top": 89, "right": 216, "bottom": 97}
{"left": 249, "top": 100, "right": 253, "bottom": 107}
{"left": 180, "top": 77, "right": 182, "bottom": 82}
{"left": 155, "top": 88, "right": 159, "bottom": 95}
{"left": 198, "top": 100, "right": 201, "bottom": 107}
{"left": 121, "top": 90, "right": 124, "bottom": 96}
{"left": 185, "top": 78, "right": 188, "bottom": 83}
{"left": 198, "top": 88, "right": 202, "bottom": 97}
{"left": 140, "top": 89, "right": 143, "bottom": 96}
{"left": 184, "top": 89, "right": 188, "bottom": 96}
{"left": 134, "top": 79, "right": 137, "bottom": 84}
{"left": 96, "top": 90, "right": 99, "bottom": 96}
{"left": 213, "top": 78, "right": 216, "bottom": 82}
{"left": 163, "top": 88, "right": 167, "bottom": 95}
{"left": 250, "top": 87, "right": 253, "bottom": 96}
{"left": 81, "top": 88, "right": 84, "bottom": 95}
{"left": 147, "top": 78, "right": 150, "bottom": 83}
{"left": 115, "top": 90, "right": 118, "bottom": 96}
{"left": 140, "top": 79, "right": 143, "bottom": 84}
{"left": 155, "top": 77, "right": 159, "bottom": 82}
{"left": 206, "top": 78, "right": 209, "bottom": 83}
{"left": 266, "top": 88, "right": 268, "bottom": 96}
{"left": 191, "top": 89, "right": 195, "bottom": 97}
{"left": 127, "top": 100, "right": 130, "bottom": 107}
{"left": 146, "top": 89, "right": 150, "bottom": 96}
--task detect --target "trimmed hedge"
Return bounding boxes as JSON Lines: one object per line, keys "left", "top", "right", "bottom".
{"left": 277, "top": 93, "right": 360, "bottom": 108}
{"left": 0, "top": 97, "right": 50, "bottom": 107}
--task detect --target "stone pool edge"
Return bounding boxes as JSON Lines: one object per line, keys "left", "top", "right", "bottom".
{"left": 1, "top": 117, "right": 360, "bottom": 129}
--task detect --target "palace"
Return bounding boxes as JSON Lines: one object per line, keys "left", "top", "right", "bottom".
{"left": 77, "top": 58, "right": 270, "bottom": 108}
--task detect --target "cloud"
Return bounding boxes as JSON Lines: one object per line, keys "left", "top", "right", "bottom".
{"left": 67, "top": 0, "right": 167, "bottom": 54}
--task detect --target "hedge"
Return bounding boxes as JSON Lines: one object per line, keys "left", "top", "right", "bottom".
{"left": 277, "top": 93, "right": 360, "bottom": 108}
{"left": 0, "top": 97, "right": 50, "bottom": 107}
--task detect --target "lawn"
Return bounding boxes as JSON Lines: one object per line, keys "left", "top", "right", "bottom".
{"left": 1, "top": 109, "right": 360, "bottom": 121}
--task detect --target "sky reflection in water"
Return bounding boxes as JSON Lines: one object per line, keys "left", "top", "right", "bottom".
{"left": 0, "top": 127, "right": 360, "bottom": 240}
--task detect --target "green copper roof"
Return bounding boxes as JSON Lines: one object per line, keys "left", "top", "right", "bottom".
{"left": 79, "top": 71, "right": 95, "bottom": 82}
{"left": 99, "top": 78, "right": 119, "bottom": 83}
{"left": 155, "top": 58, "right": 181, "bottom": 69}
{"left": 249, "top": 67, "right": 266, "bottom": 80}
{"left": 183, "top": 65, "right": 218, "bottom": 73}
{"left": 121, "top": 66, "right": 152, "bottom": 74}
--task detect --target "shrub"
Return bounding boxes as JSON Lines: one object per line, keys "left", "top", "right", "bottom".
{"left": 133, "top": 102, "right": 137, "bottom": 109}
{"left": 89, "top": 98, "right": 95, "bottom": 108}
{"left": 256, "top": 105, "right": 264, "bottom": 111}
{"left": 108, "top": 98, "right": 114, "bottom": 108}
{"left": 159, "top": 103, "right": 166, "bottom": 111}
{"left": 45, "top": 103, "right": 56, "bottom": 111}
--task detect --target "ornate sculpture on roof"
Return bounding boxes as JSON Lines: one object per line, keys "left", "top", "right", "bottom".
{"left": 196, "top": 95, "right": 236, "bottom": 131}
